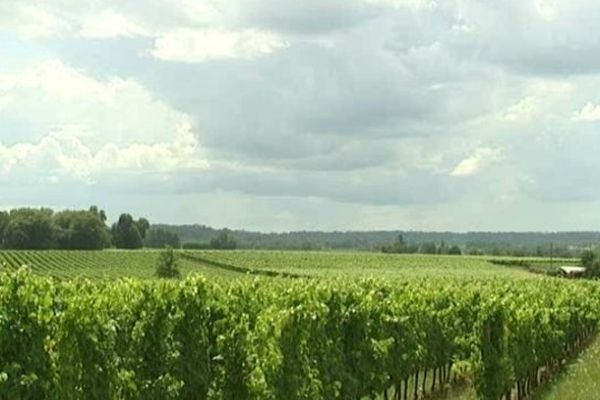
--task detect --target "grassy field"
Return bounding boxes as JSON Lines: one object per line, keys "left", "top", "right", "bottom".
{"left": 533, "top": 334, "right": 600, "bottom": 400}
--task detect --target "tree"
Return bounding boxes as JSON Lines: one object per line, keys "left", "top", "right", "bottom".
{"left": 447, "top": 245, "right": 462, "bottom": 255}
{"left": 136, "top": 218, "right": 150, "bottom": 240}
{"left": 113, "top": 214, "right": 144, "bottom": 249}
{"left": 155, "top": 246, "right": 181, "bottom": 278}
{"left": 54, "top": 209, "right": 110, "bottom": 250}
{"left": 419, "top": 242, "right": 438, "bottom": 254}
{"left": 3, "top": 208, "right": 57, "bottom": 249}
{"left": 0, "top": 211, "right": 8, "bottom": 247}
{"left": 145, "top": 228, "right": 181, "bottom": 249}
{"left": 382, "top": 234, "right": 408, "bottom": 254}
{"left": 210, "top": 229, "right": 237, "bottom": 250}
{"left": 438, "top": 240, "right": 448, "bottom": 255}
{"left": 89, "top": 205, "right": 107, "bottom": 224}
{"left": 581, "top": 249, "right": 600, "bottom": 278}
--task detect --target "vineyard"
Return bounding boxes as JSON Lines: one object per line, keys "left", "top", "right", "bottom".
{"left": 0, "top": 250, "right": 242, "bottom": 280}
{"left": 0, "top": 250, "right": 596, "bottom": 399}
{"left": 0, "top": 250, "right": 557, "bottom": 280}
{"left": 0, "top": 268, "right": 598, "bottom": 399}
{"left": 188, "top": 250, "right": 565, "bottom": 279}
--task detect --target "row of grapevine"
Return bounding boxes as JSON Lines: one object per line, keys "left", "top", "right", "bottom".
{"left": 0, "top": 269, "right": 598, "bottom": 399}
{"left": 0, "top": 251, "right": 162, "bottom": 280}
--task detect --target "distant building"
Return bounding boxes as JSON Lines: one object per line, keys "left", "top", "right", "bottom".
{"left": 558, "top": 266, "right": 586, "bottom": 278}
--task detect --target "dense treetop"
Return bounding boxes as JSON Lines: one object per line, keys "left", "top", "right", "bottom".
{"left": 0, "top": 207, "right": 168, "bottom": 250}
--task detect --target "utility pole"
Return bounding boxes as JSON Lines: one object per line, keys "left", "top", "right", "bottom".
{"left": 550, "top": 243, "right": 553, "bottom": 269}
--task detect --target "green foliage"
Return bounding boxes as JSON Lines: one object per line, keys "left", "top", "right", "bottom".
{"left": 136, "top": 218, "right": 150, "bottom": 240}
{"left": 381, "top": 234, "right": 418, "bottom": 254}
{"left": 448, "top": 245, "right": 462, "bottom": 255}
{"left": 0, "top": 269, "right": 598, "bottom": 400}
{"left": 210, "top": 229, "right": 237, "bottom": 250}
{"left": 54, "top": 209, "right": 110, "bottom": 250}
{"left": 3, "top": 208, "right": 58, "bottom": 250}
{"left": 0, "top": 212, "right": 8, "bottom": 247}
{"left": 0, "top": 207, "right": 111, "bottom": 250}
{"left": 420, "top": 241, "right": 438, "bottom": 254}
{"left": 145, "top": 228, "right": 181, "bottom": 249}
{"left": 155, "top": 247, "right": 181, "bottom": 279}
{"left": 581, "top": 249, "right": 600, "bottom": 277}
{"left": 113, "top": 214, "right": 144, "bottom": 249}
{"left": 0, "top": 268, "right": 57, "bottom": 399}
{"left": 474, "top": 306, "right": 511, "bottom": 399}
{"left": 158, "top": 225, "right": 592, "bottom": 256}
{"left": 88, "top": 206, "right": 107, "bottom": 224}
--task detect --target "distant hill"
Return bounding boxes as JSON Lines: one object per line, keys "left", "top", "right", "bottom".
{"left": 154, "top": 224, "right": 600, "bottom": 256}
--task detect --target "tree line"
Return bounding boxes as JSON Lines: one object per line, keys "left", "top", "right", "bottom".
{"left": 381, "top": 234, "right": 463, "bottom": 255}
{"left": 0, "top": 207, "right": 180, "bottom": 250}
{"left": 156, "top": 224, "right": 590, "bottom": 257}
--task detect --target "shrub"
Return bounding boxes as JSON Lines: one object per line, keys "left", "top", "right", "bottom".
{"left": 155, "top": 246, "right": 181, "bottom": 279}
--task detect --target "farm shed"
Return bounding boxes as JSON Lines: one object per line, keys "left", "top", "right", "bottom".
{"left": 558, "top": 266, "right": 586, "bottom": 278}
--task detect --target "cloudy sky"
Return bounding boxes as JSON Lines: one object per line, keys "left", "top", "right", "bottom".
{"left": 1, "top": 0, "right": 600, "bottom": 231}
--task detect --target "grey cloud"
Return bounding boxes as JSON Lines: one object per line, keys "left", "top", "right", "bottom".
{"left": 46, "top": 2, "right": 507, "bottom": 166}
{"left": 128, "top": 39, "right": 501, "bottom": 165}
{"left": 235, "top": 0, "right": 381, "bottom": 34}
{"left": 443, "top": 1, "right": 600, "bottom": 76}
{"left": 165, "top": 166, "right": 465, "bottom": 207}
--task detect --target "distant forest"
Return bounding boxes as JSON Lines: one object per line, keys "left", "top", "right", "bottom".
{"left": 157, "top": 224, "right": 600, "bottom": 257}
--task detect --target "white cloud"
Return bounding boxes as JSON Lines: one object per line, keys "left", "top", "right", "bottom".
{"left": 0, "top": 60, "right": 207, "bottom": 181}
{"left": 450, "top": 147, "right": 503, "bottom": 177}
{"left": 0, "top": 120, "right": 207, "bottom": 183}
{"left": 535, "top": 0, "right": 558, "bottom": 21}
{"left": 503, "top": 80, "right": 574, "bottom": 123}
{"left": 169, "top": 0, "right": 230, "bottom": 24}
{"left": 0, "top": 60, "right": 110, "bottom": 100}
{"left": 0, "top": 4, "right": 71, "bottom": 39}
{"left": 150, "top": 28, "right": 289, "bottom": 62}
{"left": 0, "top": 60, "right": 193, "bottom": 145}
{"left": 573, "top": 102, "right": 600, "bottom": 121}
{"left": 504, "top": 97, "right": 536, "bottom": 122}
{"left": 79, "top": 10, "right": 148, "bottom": 39}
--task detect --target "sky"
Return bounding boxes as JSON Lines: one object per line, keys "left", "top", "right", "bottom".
{"left": 1, "top": 0, "right": 600, "bottom": 232}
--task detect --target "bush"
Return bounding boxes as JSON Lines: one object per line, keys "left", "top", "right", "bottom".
{"left": 155, "top": 247, "right": 181, "bottom": 279}
{"left": 580, "top": 249, "right": 600, "bottom": 278}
